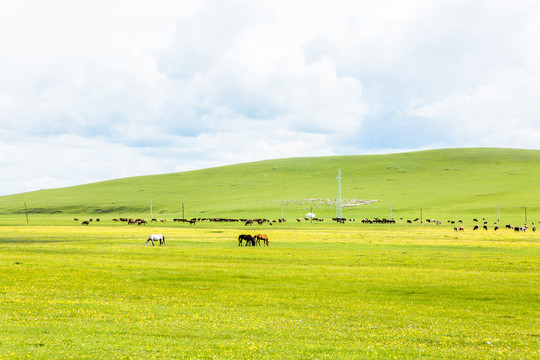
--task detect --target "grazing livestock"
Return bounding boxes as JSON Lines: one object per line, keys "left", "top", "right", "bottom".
{"left": 146, "top": 234, "right": 165, "bottom": 246}
{"left": 473, "top": 225, "right": 479, "bottom": 230}
{"left": 459, "top": 226, "right": 465, "bottom": 231}
{"left": 81, "top": 220, "right": 90, "bottom": 225}
{"left": 254, "top": 234, "right": 269, "bottom": 246}
{"left": 483, "top": 225, "right": 488, "bottom": 230}
{"left": 238, "top": 234, "right": 255, "bottom": 246}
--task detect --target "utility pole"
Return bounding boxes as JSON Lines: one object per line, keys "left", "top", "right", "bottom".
{"left": 336, "top": 169, "right": 343, "bottom": 220}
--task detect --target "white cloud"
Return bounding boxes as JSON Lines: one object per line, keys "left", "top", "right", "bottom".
{"left": 1, "top": 0, "right": 540, "bottom": 195}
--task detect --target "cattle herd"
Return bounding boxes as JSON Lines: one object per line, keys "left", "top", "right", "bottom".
{"left": 75, "top": 215, "right": 537, "bottom": 232}
{"left": 74, "top": 214, "right": 537, "bottom": 248}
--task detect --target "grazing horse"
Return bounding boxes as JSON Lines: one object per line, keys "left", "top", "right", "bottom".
{"left": 254, "top": 234, "right": 269, "bottom": 246}
{"left": 146, "top": 234, "right": 165, "bottom": 246}
{"left": 238, "top": 234, "right": 254, "bottom": 246}
{"left": 81, "top": 220, "right": 90, "bottom": 225}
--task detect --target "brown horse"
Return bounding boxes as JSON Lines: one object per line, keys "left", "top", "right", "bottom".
{"left": 254, "top": 234, "right": 269, "bottom": 246}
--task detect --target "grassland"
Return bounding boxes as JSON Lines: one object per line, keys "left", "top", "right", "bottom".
{"left": 1, "top": 148, "right": 540, "bottom": 224}
{"left": 0, "top": 148, "right": 539, "bottom": 358}
{"left": 0, "top": 223, "right": 538, "bottom": 359}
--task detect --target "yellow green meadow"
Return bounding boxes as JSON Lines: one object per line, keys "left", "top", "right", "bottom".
{"left": 0, "top": 222, "right": 538, "bottom": 359}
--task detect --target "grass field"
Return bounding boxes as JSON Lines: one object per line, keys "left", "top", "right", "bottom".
{"left": 0, "top": 148, "right": 539, "bottom": 358}
{"left": 0, "top": 222, "right": 538, "bottom": 359}
{"left": 1, "top": 148, "right": 540, "bottom": 224}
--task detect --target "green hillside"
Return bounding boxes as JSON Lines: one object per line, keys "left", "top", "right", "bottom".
{"left": 1, "top": 148, "right": 539, "bottom": 223}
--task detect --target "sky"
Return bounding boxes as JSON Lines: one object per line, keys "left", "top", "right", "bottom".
{"left": 1, "top": 0, "right": 539, "bottom": 195}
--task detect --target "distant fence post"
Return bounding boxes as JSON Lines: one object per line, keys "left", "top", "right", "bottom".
{"left": 24, "top": 202, "right": 29, "bottom": 224}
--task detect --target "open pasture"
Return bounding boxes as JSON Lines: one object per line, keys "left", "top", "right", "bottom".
{"left": 0, "top": 223, "right": 538, "bottom": 359}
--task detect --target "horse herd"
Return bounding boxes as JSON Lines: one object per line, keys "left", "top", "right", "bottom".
{"left": 238, "top": 234, "right": 269, "bottom": 246}
{"left": 144, "top": 233, "right": 269, "bottom": 247}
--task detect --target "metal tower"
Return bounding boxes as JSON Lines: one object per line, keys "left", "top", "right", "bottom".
{"left": 336, "top": 169, "right": 343, "bottom": 219}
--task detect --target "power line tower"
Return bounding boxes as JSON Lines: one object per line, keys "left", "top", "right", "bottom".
{"left": 336, "top": 169, "right": 343, "bottom": 220}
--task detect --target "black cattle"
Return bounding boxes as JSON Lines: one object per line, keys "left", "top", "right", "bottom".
{"left": 473, "top": 225, "right": 479, "bottom": 230}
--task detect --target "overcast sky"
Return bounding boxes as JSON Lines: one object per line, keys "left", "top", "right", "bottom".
{"left": 1, "top": 0, "right": 539, "bottom": 195}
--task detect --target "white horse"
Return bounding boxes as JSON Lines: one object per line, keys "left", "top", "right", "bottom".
{"left": 146, "top": 234, "right": 165, "bottom": 246}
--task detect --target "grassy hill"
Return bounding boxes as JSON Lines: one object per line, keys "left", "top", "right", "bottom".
{"left": 1, "top": 148, "right": 539, "bottom": 223}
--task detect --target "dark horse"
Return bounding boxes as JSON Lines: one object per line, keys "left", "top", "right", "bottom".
{"left": 238, "top": 234, "right": 255, "bottom": 246}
